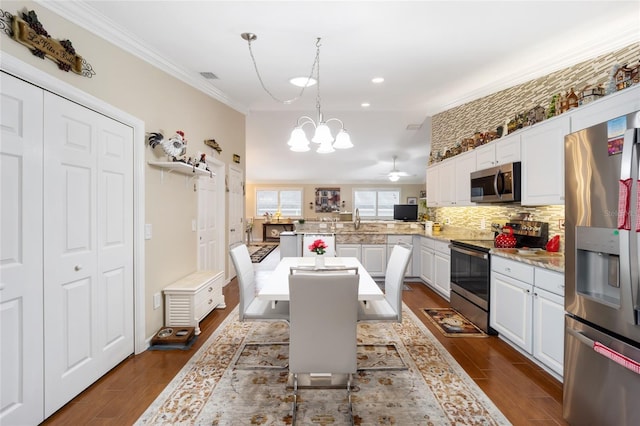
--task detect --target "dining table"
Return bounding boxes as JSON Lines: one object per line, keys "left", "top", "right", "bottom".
{"left": 257, "top": 257, "right": 384, "bottom": 302}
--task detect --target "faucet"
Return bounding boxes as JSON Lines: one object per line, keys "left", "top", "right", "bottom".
{"left": 354, "top": 208, "right": 361, "bottom": 230}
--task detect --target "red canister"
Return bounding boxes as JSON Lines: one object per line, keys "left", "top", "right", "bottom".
{"left": 495, "top": 226, "right": 517, "bottom": 248}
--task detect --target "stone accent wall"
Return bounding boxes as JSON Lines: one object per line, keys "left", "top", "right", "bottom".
{"left": 431, "top": 43, "right": 639, "bottom": 157}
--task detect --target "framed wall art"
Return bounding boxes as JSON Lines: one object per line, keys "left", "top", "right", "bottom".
{"left": 315, "top": 187, "right": 340, "bottom": 212}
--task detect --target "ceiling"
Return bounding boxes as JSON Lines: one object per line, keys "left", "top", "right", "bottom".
{"left": 41, "top": 1, "right": 639, "bottom": 184}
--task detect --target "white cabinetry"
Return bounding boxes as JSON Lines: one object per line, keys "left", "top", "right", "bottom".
{"left": 433, "top": 240, "right": 451, "bottom": 300}
{"left": 336, "top": 243, "right": 361, "bottom": 259}
{"left": 426, "top": 151, "right": 475, "bottom": 207}
{"left": 521, "top": 115, "right": 570, "bottom": 205}
{"left": 490, "top": 256, "right": 564, "bottom": 378}
{"left": 454, "top": 150, "right": 476, "bottom": 206}
{"left": 570, "top": 85, "right": 640, "bottom": 132}
{"left": 361, "top": 244, "right": 387, "bottom": 277}
{"left": 164, "top": 270, "right": 225, "bottom": 335}
{"left": 419, "top": 237, "right": 435, "bottom": 284}
{"left": 475, "top": 133, "right": 521, "bottom": 170}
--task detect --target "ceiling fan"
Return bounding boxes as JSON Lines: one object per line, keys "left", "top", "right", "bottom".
{"left": 383, "top": 155, "right": 411, "bottom": 181}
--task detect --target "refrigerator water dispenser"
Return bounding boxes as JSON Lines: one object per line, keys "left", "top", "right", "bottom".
{"left": 576, "top": 226, "right": 620, "bottom": 308}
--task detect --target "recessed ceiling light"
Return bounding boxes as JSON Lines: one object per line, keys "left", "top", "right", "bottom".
{"left": 371, "top": 77, "right": 384, "bottom": 84}
{"left": 289, "top": 77, "right": 317, "bottom": 87}
{"left": 361, "top": 102, "right": 371, "bottom": 107}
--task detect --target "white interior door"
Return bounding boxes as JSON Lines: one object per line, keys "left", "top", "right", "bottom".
{"left": 0, "top": 72, "right": 45, "bottom": 425}
{"left": 197, "top": 170, "right": 220, "bottom": 271}
{"left": 42, "top": 92, "right": 134, "bottom": 416}
{"left": 228, "top": 165, "right": 244, "bottom": 247}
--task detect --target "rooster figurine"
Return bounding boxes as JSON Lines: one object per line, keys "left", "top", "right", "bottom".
{"left": 148, "top": 130, "right": 187, "bottom": 159}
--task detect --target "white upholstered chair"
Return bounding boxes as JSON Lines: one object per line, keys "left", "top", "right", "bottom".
{"left": 357, "top": 242, "right": 412, "bottom": 323}
{"left": 288, "top": 267, "right": 359, "bottom": 425}
{"left": 229, "top": 243, "right": 289, "bottom": 322}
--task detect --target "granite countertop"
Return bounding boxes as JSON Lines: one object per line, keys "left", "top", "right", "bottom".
{"left": 490, "top": 248, "right": 564, "bottom": 273}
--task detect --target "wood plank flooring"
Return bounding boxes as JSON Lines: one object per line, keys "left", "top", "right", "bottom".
{"left": 43, "top": 261, "right": 567, "bottom": 425}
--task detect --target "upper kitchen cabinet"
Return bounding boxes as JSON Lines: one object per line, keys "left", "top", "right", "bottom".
{"left": 570, "top": 85, "right": 640, "bottom": 132}
{"left": 426, "top": 151, "right": 476, "bottom": 207}
{"left": 475, "top": 133, "right": 521, "bottom": 170}
{"left": 521, "top": 115, "right": 570, "bottom": 205}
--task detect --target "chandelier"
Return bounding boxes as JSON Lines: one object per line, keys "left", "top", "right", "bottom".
{"left": 242, "top": 34, "right": 353, "bottom": 153}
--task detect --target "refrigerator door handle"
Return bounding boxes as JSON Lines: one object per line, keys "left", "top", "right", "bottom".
{"left": 566, "top": 326, "right": 640, "bottom": 375}
{"left": 618, "top": 129, "right": 636, "bottom": 230}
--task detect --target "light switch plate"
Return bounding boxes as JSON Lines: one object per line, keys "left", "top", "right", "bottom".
{"left": 153, "top": 293, "right": 161, "bottom": 310}
{"left": 145, "top": 224, "right": 152, "bottom": 240}
{"left": 387, "top": 223, "right": 395, "bottom": 228}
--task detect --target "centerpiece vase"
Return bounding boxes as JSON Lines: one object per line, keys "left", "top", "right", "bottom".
{"left": 315, "top": 253, "right": 325, "bottom": 268}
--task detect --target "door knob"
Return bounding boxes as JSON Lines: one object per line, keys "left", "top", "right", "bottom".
{"left": 74, "top": 265, "right": 82, "bottom": 271}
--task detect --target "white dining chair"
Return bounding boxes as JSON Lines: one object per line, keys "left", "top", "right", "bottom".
{"left": 357, "top": 242, "right": 412, "bottom": 323}
{"left": 229, "top": 243, "right": 289, "bottom": 322}
{"left": 288, "top": 267, "right": 359, "bottom": 425}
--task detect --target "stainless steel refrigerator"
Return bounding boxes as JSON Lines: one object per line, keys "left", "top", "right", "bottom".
{"left": 564, "top": 110, "right": 640, "bottom": 424}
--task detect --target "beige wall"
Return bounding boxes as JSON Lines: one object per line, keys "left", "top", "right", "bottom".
{"left": 1, "top": 2, "right": 246, "bottom": 338}
{"left": 245, "top": 183, "right": 424, "bottom": 241}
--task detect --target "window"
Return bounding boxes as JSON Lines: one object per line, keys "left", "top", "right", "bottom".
{"left": 353, "top": 189, "right": 400, "bottom": 219}
{"left": 256, "top": 189, "right": 303, "bottom": 218}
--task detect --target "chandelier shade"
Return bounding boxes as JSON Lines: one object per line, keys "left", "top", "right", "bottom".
{"left": 242, "top": 33, "right": 353, "bottom": 154}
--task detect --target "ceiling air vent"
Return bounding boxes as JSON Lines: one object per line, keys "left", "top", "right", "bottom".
{"left": 200, "top": 72, "right": 219, "bottom": 80}
{"left": 406, "top": 124, "right": 422, "bottom": 131}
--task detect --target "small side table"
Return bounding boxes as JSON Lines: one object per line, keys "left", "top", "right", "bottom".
{"left": 262, "top": 222, "right": 294, "bottom": 242}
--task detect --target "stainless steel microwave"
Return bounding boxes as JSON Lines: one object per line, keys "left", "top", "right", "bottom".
{"left": 470, "top": 162, "right": 521, "bottom": 203}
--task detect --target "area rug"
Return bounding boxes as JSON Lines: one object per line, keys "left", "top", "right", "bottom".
{"left": 136, "top": 306, "right": 509, "bottom": 425}
{"left": 422, "top": 308, "right": 487, "bottom": 337}
{"left": 249, "top": 244, "right": 278, "bottom": 263}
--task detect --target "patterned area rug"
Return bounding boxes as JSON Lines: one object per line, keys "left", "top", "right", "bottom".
{"left": 249, "top": 244, "right": 277, "bottom": 263}
{"left": 136, "top": 306, "right": 509, "bottom": 425}
{"left": 422, "top": 308, "right": 487, "bottom": 337}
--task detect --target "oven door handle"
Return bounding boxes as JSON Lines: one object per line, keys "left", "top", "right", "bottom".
{"left": 449, "top": 245, "right": 488, "bottom": 259}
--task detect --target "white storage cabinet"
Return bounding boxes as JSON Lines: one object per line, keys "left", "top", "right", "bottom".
{"left": 419, "top": 236, "right": 435, "bottom": 285}
{"left": 490, "top": 256, "right": 565, "bottom": 378}
{"left": 361, "top": 244, "right": 387, "bottom": 277}
{"left": 475, "top": 133, "right": 521, "bottom": 170}
{"left": 164, "top": 270, "right": 225, "bottom": 335}
{"left": 432, "top": 239, "right": 451, "bottom": 300}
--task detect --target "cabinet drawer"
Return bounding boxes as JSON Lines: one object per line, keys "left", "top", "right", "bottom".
{"left": 194, "top": 279, "right": 218, "bottom": 307}
{"left": 535, "top": 268, "right": 564, "bottom": 296}
{"left": 387, "top": 234, "right": 413, "bottom": 245}
{"left": 434, "top": 240, "right": 450, "bottom": 255}
{"left": 492, "top": 256, "right": 534, "bottom": 283}
{"left": 421, "top": 236, "right": 435, "bottom": 250}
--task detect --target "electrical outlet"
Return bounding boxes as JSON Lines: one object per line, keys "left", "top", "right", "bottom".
{"left": 559, "top": 219, "right": 565, "bottom": 230}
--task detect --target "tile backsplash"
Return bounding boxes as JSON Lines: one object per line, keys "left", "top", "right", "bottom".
{"left": 430, "top": 204, "right": 565, "bottom": 251}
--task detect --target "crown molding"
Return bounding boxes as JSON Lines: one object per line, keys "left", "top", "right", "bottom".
{"left": 35, "top": 0, "right": 248, "bottom": 115}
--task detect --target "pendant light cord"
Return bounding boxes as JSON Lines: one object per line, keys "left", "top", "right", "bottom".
{"left": 245, "top": 35, "right": 321, "bottom": 105}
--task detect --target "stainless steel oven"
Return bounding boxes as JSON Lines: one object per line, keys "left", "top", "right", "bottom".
{"left": 449, "top": 240, "right": 496, "bottom": 334}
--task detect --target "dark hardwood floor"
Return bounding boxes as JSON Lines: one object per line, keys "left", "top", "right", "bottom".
{"left": 43, "top": 279, "right": 567, "bottom": 425}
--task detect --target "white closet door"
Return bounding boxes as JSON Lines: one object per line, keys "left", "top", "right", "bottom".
{"left": 42, "top": 93, "right": 134, "bottom": 416}
{"left": 198, "top": 173, "right": 219, "bottom": 270}
{"left": 228, "top": 165, "right": 244, "bottom": 248}
{"left": 0, "top": 73, "right": 45, "bottom": 425}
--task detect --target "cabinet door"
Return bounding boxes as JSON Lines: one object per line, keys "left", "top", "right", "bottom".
{"left": 420, "top": 247, "right": 434, "bottom": 284}
{"left": 495, "top": 134, "right": 521, "bottom": 165}
{"left": 433, "top": 252, "right": 450, "bottom": 299}
{"left": 438, "top": 161, "right": 456, "bottom": 206}
{"left": 337, "top": 244, "right": 361, "bottom": 260}
{"left": 533, "top": 287, "right": 564, "bottom": 375}
{"left": 361, "top": 245, "right": 386, "bottom": 277}
{"left": 475, "top": 144, "right": 496, "bottom": 170}
{"left": 454, "top": 151, "right": 476, "bottom": 206}
{"left": 426, "top": 164, "right": 439, "bottom": 206}
{"left": 521, "top": 116, "right": 570, "bottom": 205}
{"left": 490, "top": 272, "right": 533, "bottom": 352}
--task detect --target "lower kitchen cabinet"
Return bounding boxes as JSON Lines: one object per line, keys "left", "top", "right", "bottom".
{"left": 433, "top": 247, "right": 451, "bottom": 299}
{"left": 362, "top": 244, "right": 387, "bottom": 277}
{"left": 419, "top": 237, "right": 435, "bottom": 284}
{"left": 336, "top": 243, "right": 361, "bottom": 259}
{"left": 490, "top": 256, "right": 564, "bottom": 378}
